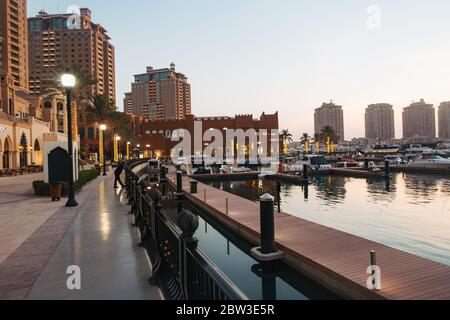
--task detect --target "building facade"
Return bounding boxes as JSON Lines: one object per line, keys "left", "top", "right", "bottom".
{"left": 28, "top": 8, "right": 116, "bottom": 103}
{"left": 123, "top": 92, "right": 133, "bottom": 113}
{"left": 365, "top": 103, "right": 395, "bottom": 143}
{"left": 314, "top": 101, "right": 345, "bottom": 141}
{"left": 438, "top": 102, "right": 450, "bottom": 140}
{"left": 129, "top": 63, "right": 191, "bottom": 120}
{"left": 135, "top": 112, "right": 279, "bottom": 161}
{"left": 402, "top": 99, "right": 436, "bottom": 140}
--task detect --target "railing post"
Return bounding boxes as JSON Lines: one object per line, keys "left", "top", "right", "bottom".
{"left": 176, "top": 170, "right": 183, "bottom": 213}
{"left": 177, "top": 209, "right": 199, "bottom": 300}
{"left": 251, "top": 194, "right": 285, "bottom": 262}
{"left": 364, "top": 159, "right": 369, "bottom": 170}
{"left": 303, "top": 164, "right": 308, "bottom": 180}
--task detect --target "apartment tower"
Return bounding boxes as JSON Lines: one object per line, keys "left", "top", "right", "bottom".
{"left": 28, "top": 8, "right": 116, "bottom": 103}
{"left": 402, "top": 99, "right": 436, "bottom": 140}
{"left": 0, "top": 0, "right": 29, "bottom": 115}
{"left": 123, "top": 92, "right": 133, "bottom": 113}
{"left": 130, "top": 63, "right": 191, "bottom": 120}
{"left": 365, "top": 103, "right": 395, "bottom": 143}
{"left": 438, "top": 102, "right": 450, "bottom": 139}
{"left": 314, "top": 101, "right": 345, "bottom": 141}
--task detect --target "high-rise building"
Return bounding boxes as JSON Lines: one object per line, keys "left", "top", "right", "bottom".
{"left": 314, "top": 101, "right": 345, "bottom": 141}
{"left": 438, "top": 102, "right": 450, "bottom": 139}
{"left": 365, "top": 103, "right": 395, "bottom": 142}
{"left": 0, "top": 0, "right": 29, "bottom": 116}
{"left": 129, "top": 63, "right": 191, "bottom": 120}
{"left": 123, "top": 92, "right": 133, "bottom": 113}
{"left": 28, "top": 8, "right": 116, "bottom": 103}
{"left": 402, "top": 99, "right": 436, "bottom": 140}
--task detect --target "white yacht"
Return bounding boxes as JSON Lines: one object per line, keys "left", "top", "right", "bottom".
{"left": 289, "top": 155, "right": 332, "bottom": 172}
{"left": 407, "top": 153, "right": 450, "bottom": 170}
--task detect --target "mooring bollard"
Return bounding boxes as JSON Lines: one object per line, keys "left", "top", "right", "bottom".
{"left": 384, "top": 160, "right": 390, "bottom": 176}
{"left": 190, "top": 180, "right": 198, "bottom": 194}
{"left": 176, "top": 171, "right": 183, "bottom": 213}
{"left": 303, "top": 164, "right": 308, "bottom": 180}
{"left": 176, "top": 170, "right": 183, "bottom": 193}
{"left": 364, "top": 159, "right": 369, "bottom": 170}
{"left": 160, "top": 165, "right": 166, "bottom": 180}
{"left": 370, "top": 250, "right": 377, "bottom": 266}
{"left": 260, "top": 194, "right": 276, "bottom": 254}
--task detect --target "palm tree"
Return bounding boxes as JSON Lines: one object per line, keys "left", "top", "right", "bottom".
{"left": 300, "top": 133, "right": 310, "bottom": 153}
{"left": 320, "top": 126, "right": 339, "bottom": 144}
{"left": 280, "top": 129, "right": 293, "bottom": 155}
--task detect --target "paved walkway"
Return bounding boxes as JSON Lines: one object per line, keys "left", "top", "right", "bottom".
{"left": 0, "top": 172, "right": 162, "bottom": 300}
{"left": 0, "top": 173, "right": 63, "bottom": 264}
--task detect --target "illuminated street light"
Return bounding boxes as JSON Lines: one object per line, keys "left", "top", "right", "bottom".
{"left": 61, "top": 73, "right": 77, "bottom": 207}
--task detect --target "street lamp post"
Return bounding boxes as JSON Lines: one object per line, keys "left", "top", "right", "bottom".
{"left": 61, "top": 73, "right": 78, "bottom": 207}
{"left": 100, "top": 124, "right": 107, "bottom": 176}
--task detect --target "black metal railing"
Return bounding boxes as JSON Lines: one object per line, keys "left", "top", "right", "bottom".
{"left": 124, "top": 162, "right": 247, "bottom": 301}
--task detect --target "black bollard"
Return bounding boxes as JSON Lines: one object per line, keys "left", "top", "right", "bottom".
{"left": 160, "top": 165, "right": 166, "bottom": 180}
{"left": 276, "top": 181, "right": 281, "bottom": 213}
{"left": 384, "top": 160, "right": 390, "bottom": 176}
{"left": 303, "top": 164, "right": 308, "bottom": 180}
{"left": 190, "top": 180, "right": 198, "bottom": 194}
{"left": 260, "top": 194, "right": 276, "bottom": 254}
{"left": 176, "top": 171, "right": 183, "bottom": 213}
{"left": 364, "top": 159, "right": 369, "bottom": 170}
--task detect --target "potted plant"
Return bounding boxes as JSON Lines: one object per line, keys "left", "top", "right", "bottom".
{"left": 50, "top": 182, "right": 63, "bottom": 201}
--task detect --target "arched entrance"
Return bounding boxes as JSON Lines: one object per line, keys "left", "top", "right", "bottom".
{"left": 34, "top": 139, "right": 43, "bottom": 165}
{"left": 3, "top": 137, "right": 12, "bottom": 169}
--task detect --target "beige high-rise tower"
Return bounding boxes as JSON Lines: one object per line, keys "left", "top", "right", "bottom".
{"left": 0, "top": 0, "right": 29, "bottom": 115}
{"left": 314, "top": 101, "right": 345, "bottom": 141}
{"left": 438, "top": 102, "right": 450, "bottom": 139}
{"left": 365, "top": 103, "right": 395, "bottom": 142}
{"left": 402, "top": 99, "right": 436, "bottom": 140}
{"left": 130, "top": 63, "right": 191, "bottom": 120}
{"left": 28, "top": 8, "right": 116, "bottom": 103}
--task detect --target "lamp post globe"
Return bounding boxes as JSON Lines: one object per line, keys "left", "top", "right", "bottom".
{"left": 100, "top": 124, "right": 107, "bottom": 176}
{"left": 61, "top": 73, "right": 78, "bottom": 207}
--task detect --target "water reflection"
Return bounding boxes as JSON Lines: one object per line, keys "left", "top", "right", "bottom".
{"left": 207, "top": 173, "right": 450, "bottom": 266}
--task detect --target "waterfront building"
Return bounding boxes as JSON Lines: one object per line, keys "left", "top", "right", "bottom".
{"left": 365, "top": 103, "right": 395, "bottom": 143}
{"left": 123, "top": 92, "right": 133, "bottom": 113}
{"left": 402, "top": 99, "right": 436, "bottom": 140}
{"left": 135, "top": 112, "right": 279, "bottom": 160}
{"left": 438, "top": 102, "right": 450, "bottom": 139}
{"left": 314, "top": 101, "right": 344, "bottom": 142}
{"left": 128, "top": 63, "right": 191, "bottom": 120}
{"left": 0, "top": 1, "right": 70, "bottom": 170}
{"left": 28, "top": 8, "right": 115, "bottom": 103}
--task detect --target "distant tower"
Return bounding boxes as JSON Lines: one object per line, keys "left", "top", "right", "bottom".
{"left": 170, "top": 62, "right": 176, "bottom": 71}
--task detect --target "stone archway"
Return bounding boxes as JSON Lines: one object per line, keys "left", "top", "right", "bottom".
{"left": 19, "top": 132, "right": 28, "bottom": 168}
{"left": 3, "top": 136, "right": 12, "bottom": 169}
{"left": 34, "top": 139, "right": 43, "bottom": 165}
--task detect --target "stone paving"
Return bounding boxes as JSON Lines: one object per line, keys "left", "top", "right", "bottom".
{"left": 0, "top": 172, "right": 162, "bottom": 300}
{"left": 0, "top": 173, "right": 63, "bottom": 264}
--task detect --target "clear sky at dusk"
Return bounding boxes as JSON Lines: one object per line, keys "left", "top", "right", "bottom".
{"left": 28, "top": 0, "right": 450, "bottom": 140}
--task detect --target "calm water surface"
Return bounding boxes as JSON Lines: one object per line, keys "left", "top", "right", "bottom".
{"left": 208, "top": 174, "right": 450, "bottom": 266}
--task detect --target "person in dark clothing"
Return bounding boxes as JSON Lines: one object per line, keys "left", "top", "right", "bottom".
{"left": 114, "top": 162, "right": 125, "bottom": 188}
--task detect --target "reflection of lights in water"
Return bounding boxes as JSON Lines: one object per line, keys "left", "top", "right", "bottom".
{"left": 230, "top": 183, "right": 234, "bottom": 189}
{"left": 258, "top": 180, "right": 263, "bottom": 189}
{"left": 99, "top": 182, "right": 111, "bottom": 240}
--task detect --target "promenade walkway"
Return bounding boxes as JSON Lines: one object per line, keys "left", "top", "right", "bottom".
{"left": 0, "top": 172, "right": 162, "bottom": 300}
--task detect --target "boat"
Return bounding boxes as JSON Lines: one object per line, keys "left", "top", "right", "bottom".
{"left": 288, "top": 155, "right": 332, "bottom": 172}
{"left": 366, "top": 145, "right": 400, "bottom": 155}
{"left": 384, "top": 155, "right": 403, "bottom": 165}
{"left": 336, "top": 155, "right": 359, "bottom": 168}
{"left": 407, "top": 153, "right": 450, "bottom": 170}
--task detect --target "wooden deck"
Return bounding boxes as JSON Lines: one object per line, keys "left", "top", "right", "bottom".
{"left": 167, "top": 173, "right": 450, "bottom": 300}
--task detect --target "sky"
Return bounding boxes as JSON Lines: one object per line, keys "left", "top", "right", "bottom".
{"left": 28, "top": 0, "right": 450, "bottom": 140}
